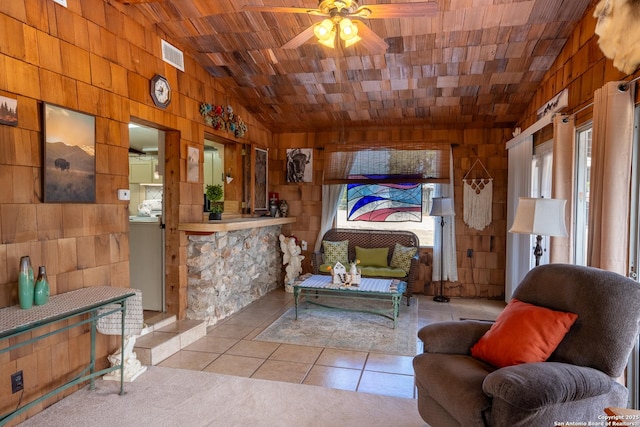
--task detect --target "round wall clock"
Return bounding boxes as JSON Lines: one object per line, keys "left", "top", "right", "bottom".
{"left": 150, "top": 74, "right": 171, "bottom": 108}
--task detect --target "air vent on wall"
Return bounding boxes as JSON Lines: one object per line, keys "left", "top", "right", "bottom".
{"left": 161, "top": 39, "right": 184, "bottom": 71}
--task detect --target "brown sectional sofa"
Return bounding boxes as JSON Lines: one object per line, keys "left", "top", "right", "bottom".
{"left": 311, "top": 228, "right": 420, "bottom": 306}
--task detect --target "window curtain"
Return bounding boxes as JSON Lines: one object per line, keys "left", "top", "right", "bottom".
{"left": 432, "top": 147, "right": 458, "bottom": 283}
{"left": 505, "top": 135, "right": 533, "bottom": 301}
{"left": 587, "top": 81, "right": 635, "bottom": 275}
{"left": 550, "top": 114, "right": 576, "bottom": 264}
{"left": 314, "top": 152, "right": 355, "bottom": 251}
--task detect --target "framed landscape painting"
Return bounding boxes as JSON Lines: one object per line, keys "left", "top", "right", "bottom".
{"left": 0, "top": 94, "right": 18, "bottom": 126}
{"left": 43, "top": 103, "right": 96, "bottom": 203}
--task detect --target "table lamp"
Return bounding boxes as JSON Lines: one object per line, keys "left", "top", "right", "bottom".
{"left": 509, "top": 197, "right": 568, "bottom": 266}
{"left": 430, "top": 197, "right": 455, "bottom": 303}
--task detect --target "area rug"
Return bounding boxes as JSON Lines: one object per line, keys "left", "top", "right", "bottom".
{"left": 255, "top": 296, "right": 418, "bottom": 356}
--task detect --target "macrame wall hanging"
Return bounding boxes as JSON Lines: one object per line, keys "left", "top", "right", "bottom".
{"left": 462, "top": 159, "right": 493, "bottom": 231}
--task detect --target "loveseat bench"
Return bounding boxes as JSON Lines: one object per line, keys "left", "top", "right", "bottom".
{"left": 311, "top": 228, "right": 419, "bottom": 306}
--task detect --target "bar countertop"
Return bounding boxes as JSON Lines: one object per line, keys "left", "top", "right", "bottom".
{"left": 178, "top": 216, "right": 296, "bottom": 234}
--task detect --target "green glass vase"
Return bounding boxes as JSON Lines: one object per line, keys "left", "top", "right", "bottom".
{"left": 18, "top": 256, "right": 34, "bottom": 309}
{"left": 34, "top": 266, "right": 50, "bottom": 306}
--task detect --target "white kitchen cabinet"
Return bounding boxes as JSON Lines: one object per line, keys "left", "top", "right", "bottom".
{"left": 130, "top": 160, "right": 153, "bottom": 184}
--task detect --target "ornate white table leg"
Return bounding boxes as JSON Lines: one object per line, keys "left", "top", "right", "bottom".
{"left": 103, "top": 335, "right": 147, "bottom": 382}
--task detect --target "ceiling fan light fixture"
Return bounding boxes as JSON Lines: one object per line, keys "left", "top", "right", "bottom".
{"left": 314, "top": 18, "right": 337, "bottom": 48}
{"left": 343, "top": 34, "right": 361, "bottom": 47}
{"left": 339, "top": 17, "right": 358, "bottom": 41}
{"left": 314, "top": 18, "right": 333, "bottom": 38}
{"left": 318, "top": 31, "right": 336, "bottom": 48}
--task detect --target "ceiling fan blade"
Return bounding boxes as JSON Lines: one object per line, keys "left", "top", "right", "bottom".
{"left": 354, "top": 2, "right": 438, "bottom": 19}
{"left": 242, "top": 5, "right": 320, "bottom": 15}
{"left": 355, "top": 22, "right": 389, "bottom": 53}
{"left": 281, "top": 24, "right": 318, "bottom": 49}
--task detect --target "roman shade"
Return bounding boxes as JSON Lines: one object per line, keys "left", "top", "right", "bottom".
{"left": 323, "top": 141, "right": 451, "bottom": 184}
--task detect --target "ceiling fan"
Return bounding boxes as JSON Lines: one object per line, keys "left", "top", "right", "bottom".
{"left": 243, "top": 1, "right": 438, "bottom": 52}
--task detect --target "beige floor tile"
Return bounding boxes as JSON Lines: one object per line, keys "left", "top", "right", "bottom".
{"left": 153, "top": 288, "right": 495, "bottom": 399}
{"left": 364, "top": 353, "right": 415, "bottom": 376}
{"left": 202, "top": 354, "right": 265, "bottom": 377}
{"left": 418, "top": 311, "right": 455, "bottom": 323}
{"left": 158, "top": 350, "right": 220, "bottom": 371}
{"left": 302, "top": 365, "right": 362, "bottom": 391}
{"left": 357, "top": 371, "right": 415, "bottom": 399}
{"left": 242, "top": 326, "right": 270, "bottom": 341}
{"left": 268, "top": 344, "right": 323, "bottom": 364}
{"left": 224, "top": 311, "right": 275, "bottom": 328}
{"left": 419, "top": 299, "right": 453, "bottom": 313}
{"left": 225, "top": 339, "right": 280, "bottom": 359}
{"left": 316, "top": 348, "right": 368, "bottom": 370}
{"left": 251, "top": 359, "right": 312, "bottom": 384}
{"left": 452, "top": 306, "right": 494, "bottom": 321}
{"left": 206, "top": 323, "right": 256, "bottom": 339}
{"left": 183, "top": 336, "right": 238, "bottom": 354}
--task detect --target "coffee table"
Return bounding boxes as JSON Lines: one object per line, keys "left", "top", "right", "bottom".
{"left": 293, "top": 274, "right": 407, "bottom": 329}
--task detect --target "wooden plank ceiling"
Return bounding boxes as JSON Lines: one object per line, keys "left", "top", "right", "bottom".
{"left": 120, "top": 0, "right": 594, "bottom": 133}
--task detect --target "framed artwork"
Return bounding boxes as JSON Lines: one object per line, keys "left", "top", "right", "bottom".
{"left": 43, "top": 103, "right": 96, "bottom": 203}
{"left": 0, "top": 94, "right": 18, "bottom": 126}
{"left": 286, "top": 148, "right": 313, "bottom": 183}
{"left": 187, "top": 145, "right": 199, "bottom": 183}
{"left": 255, "top": 147, "right": 268, "bottom": 210}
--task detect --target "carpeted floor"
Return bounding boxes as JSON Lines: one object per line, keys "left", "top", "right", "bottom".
{"left": 18, "top": 366, "right": 426, "bottom": 427}
{"left": 254, "top": 295, "right": 418, "bottom": 356}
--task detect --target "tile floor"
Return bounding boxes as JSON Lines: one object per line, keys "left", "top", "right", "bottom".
{"left": 157, "top": 290, "right": 505, "bottom": 399}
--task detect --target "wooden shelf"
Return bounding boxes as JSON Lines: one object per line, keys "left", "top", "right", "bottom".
{"left": 178, "top": 216, "right": 296, "bottom": 234}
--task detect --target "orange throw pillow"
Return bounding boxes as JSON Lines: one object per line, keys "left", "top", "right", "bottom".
{"left": 470, "top": 298, "right": 578, "bottom": 368}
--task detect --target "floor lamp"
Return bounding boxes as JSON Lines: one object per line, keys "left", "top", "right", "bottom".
{"left": 430, "top": 197, "right": 455, "bottom": 303}
{"left": 509, "top": 197, "right": 568, "bottom": 266}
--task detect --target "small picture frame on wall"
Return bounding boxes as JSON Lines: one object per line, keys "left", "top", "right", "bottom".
{"left": 187, "top": 145, "right": 199, "bottom": 183}
{"left": 43, "top": 103, "right": 96, "bottom": 203}
{"left": 0, "top": 93, "right": 18, "bottom": 126}
{"left": 286, "top": 148, "right": 313, "bottom": 183}
{"left": 255, "top": 147, "right": 268, "bottom": 210}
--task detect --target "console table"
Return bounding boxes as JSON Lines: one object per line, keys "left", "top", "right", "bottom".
{"left": 0, "top": 286, "right": 135, "bottom": 425}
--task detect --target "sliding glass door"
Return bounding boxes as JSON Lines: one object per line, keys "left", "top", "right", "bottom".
{"left": 629, "top": 106, "right": 640, "bottom": 409}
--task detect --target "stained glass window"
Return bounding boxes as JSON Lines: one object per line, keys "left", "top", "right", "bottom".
{"left": 347, "top": 180, "right": 422, "bottom": 222}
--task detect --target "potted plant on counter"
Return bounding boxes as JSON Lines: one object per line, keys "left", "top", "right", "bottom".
{"left": 205, "top": 184, "right": 224, "bottom": 220}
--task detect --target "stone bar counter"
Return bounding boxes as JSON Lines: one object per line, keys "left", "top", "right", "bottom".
{"left": 179, "top": 217, "right": 296, "bottom": 325}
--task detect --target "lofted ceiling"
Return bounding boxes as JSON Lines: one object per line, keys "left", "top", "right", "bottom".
{"left": 118, "top": 0, "right": 595, "bottom": 133}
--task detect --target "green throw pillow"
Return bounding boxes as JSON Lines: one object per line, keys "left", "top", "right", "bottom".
{"left": 323, "top": 240, "right": 349, "bottom": 266}
{"left": 390, "top": 243, "right": 417, "bottom": 273}
{"left": 355, "top": 246, "right": 389, "bottom": 268}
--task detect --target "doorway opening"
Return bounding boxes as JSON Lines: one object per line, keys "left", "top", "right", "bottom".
{"left": 128, "top": 122, "right": 165, "bottom": 312}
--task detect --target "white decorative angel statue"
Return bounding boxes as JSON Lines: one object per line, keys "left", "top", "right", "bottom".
{"left": 279, "top": 234, "right": 305, "bottom": 292}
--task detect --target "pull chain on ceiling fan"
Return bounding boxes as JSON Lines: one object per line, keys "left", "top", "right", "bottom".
{"left": 243, "top": 0, "right": 438, "bottom": 52}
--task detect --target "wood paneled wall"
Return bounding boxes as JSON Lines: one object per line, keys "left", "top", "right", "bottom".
{"left": 0, "top": 1, "right": 271, "bottom": 423}
{"left": 0, "top": 0, "right": 632, "bottom": 424}
{"left": 517, "top": 3, "right": 638, "bottom": 130}
{"left": 272, "top": 127, "right": 511, "bottom": 299}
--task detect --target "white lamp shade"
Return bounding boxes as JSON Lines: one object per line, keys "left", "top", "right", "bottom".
{"left": 430, "top": 197, "right": 455, "bottom": 217}
{"left": 509, "top": 197, "right": 568, "bottom": 237}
